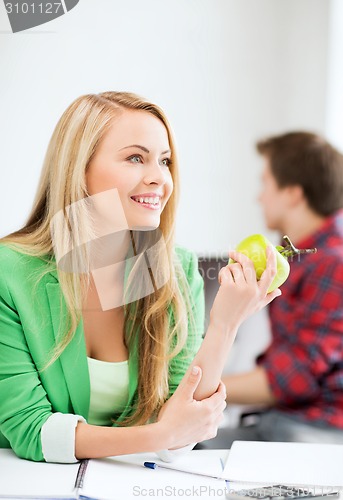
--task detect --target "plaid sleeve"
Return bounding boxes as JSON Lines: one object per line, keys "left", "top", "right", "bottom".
{"left": 257, "top": 254, "right": 343, "bottom": 405}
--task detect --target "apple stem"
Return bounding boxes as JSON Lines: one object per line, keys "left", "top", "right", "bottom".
{"left": 277, "top": 235, "right": 317, "bottom": 259}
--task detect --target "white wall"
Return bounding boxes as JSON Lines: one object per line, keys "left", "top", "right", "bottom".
{"left": 0, "top": 0, "right": 331, "bottom": 255}
{"left": 325, "top": 0, "right": 343, "bottom": 151}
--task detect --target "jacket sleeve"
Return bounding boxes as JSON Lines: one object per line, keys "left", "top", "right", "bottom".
{"left": 41, "top": 413, "right": 86, "bottom": 462}
{"left": 0, "top": 263, "right": 84, "bottom": 463}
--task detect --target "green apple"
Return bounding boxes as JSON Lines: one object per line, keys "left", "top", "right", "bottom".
{"left": 229, "top": 234, "right": 317, "bottom": 293}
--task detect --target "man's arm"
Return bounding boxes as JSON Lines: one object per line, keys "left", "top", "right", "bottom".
{"left": 222, "top": 366, "right": 276, "bottom": 405}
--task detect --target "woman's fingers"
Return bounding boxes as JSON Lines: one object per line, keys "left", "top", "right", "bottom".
{"left": 217, "top": 380, "right": 227, "bottom": 397}
{"left": 219, "top": 251, "right": 256, "bottom": 286}
{"left": 258, "top": 245, "right": 278, "bottom": 295}
{"left": 262, "top": 287, "right": 282, "bottom": 306}
{"left": 218, "top": 265, "right": 234, "bottom": 285}
{"left": 227, "top": 262, "right": 246, "bottom": 284}
{"left": 227, "top": 250, "right": 257, "bottom": 284}
{"left": 176, "top": 365, "right": 202, "bottom": 402}
{"left": 203, "top": 381, "right": 227, "bottom": 412}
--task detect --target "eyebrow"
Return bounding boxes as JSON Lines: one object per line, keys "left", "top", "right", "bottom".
{"left": 119, "top": 144, "right": 171, "bottom": 155}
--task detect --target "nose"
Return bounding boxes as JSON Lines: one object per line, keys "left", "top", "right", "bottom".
{"left": 143, "top": 159, "right": 169, "bottom": 186}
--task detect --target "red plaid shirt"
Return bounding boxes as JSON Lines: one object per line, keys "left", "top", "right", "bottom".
{"left": 257, "top": 209, "right": 343, "bottom": 428}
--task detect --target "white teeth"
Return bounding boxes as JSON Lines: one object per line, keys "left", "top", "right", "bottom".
{"left": 133, "top": 196, "right": 160, "bottom": 205}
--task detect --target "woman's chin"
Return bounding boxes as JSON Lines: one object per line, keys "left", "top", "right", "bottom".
{"left": 130, "top": 224, "right": 159, "bottom": 231}
{"left": 129, "top": 215, "right": 161, "bottom": 231}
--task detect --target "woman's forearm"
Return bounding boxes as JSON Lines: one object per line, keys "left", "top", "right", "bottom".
{"left": 75, "top": 421, "right": 170, "bottom": 460}
{"left": 189, "top": 245, "right": 280, "bottom": 402}
{"left": 191, "top": 321, "right": 237, "bottom": 400}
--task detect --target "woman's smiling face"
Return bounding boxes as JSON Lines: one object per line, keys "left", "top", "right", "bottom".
{"left": 86, "top": 109, "right": 174, "bottom": 231}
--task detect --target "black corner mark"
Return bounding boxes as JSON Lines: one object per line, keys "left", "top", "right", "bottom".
{"left": 3, "top": 0, "right": 80, "bottom": 33}
{"left": 64, "top": 0, "right": 79, "bottom": 12}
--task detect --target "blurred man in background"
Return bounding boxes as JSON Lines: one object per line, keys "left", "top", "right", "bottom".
{"left": 201, "top": 131, "right": 343, "bottom": 447}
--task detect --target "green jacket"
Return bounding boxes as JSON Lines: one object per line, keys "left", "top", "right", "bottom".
{"left": 0, "top": 243, "right": 204, "bottom": 462}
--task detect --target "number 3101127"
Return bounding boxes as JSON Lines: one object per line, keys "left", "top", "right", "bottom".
{"left": 5, "top": 3, "right": 63, "bottom": 14}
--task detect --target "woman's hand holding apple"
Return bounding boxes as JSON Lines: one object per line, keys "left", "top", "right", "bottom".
{"left": 209, "top": 245, "right": 281, "bottom": 335}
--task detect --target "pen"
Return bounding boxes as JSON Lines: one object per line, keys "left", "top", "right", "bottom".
{"left": 143, "top": 461, "right": 223, "bottom": 480}
{"left": 220, "top": 457, "right": 230, "bottom": 490}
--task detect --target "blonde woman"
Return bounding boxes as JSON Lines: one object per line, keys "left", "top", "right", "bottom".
{"left": 0, "top": 91, "right": 280, "bottom": 463}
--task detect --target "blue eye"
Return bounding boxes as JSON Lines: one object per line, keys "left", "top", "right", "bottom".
{"left": 161, "top": 158, "right": 171, "bottom": 167}
{"left": 128, "top": 155, "right": 142, "bottom": 164}
{"left": 127, "top": 155, "right": 171, "bottom": 167}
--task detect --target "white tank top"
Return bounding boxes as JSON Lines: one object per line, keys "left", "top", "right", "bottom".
{"left": 87, "top": 356, "right": 129, "bottom": 426}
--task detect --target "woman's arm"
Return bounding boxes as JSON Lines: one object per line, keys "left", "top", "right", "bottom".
{"left": 191, "top": 321, "right": 236, "bottom": 400}
{"left": 75, "top": 366, "right": 226, "bottom": 459}
{"left": 190, "top": 246, "right": 281, "bottom": 401}
{"left": 75, "top": 421, "right": 168, "bottom": 459}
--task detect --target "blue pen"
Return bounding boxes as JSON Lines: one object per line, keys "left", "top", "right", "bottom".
{"left": 220, "top": 457, "right": 230, "bottom": 492}
{"left": 144, "top": 461, "right": 223, "bottom": 480}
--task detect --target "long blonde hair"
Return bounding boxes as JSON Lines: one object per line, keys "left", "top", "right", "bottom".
{"left": 0, "top": 92, "right": 199, "bottom": 425}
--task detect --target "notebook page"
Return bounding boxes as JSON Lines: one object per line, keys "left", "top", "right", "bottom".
{"left": 222, "top": 441, "right": 343, "bottom": 487}
{"left": 82, "top": 450, "right": 228, "bottom": 500}
{"left": 0, "top": 449, "right": 79, "bottom": 499}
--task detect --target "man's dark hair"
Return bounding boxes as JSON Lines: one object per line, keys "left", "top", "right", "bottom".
{"left": 256, "top": 131, "right": 343, "bottom": 216}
